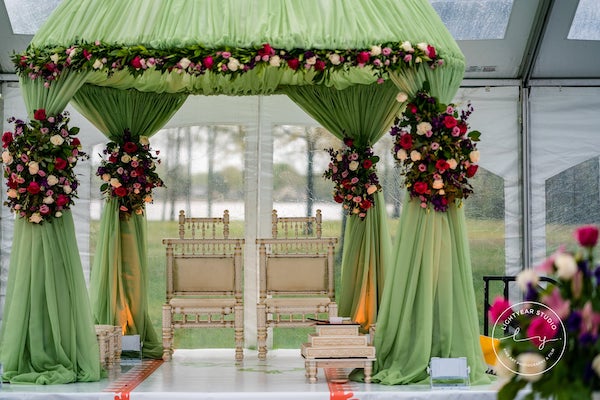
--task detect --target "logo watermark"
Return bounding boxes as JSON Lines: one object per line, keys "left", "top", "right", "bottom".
{"left": 491, "top": 301, "right": 566, "bottom": 376}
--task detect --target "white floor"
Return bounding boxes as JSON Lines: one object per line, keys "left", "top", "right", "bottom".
{"left": 0, "top": 349, "right": 511, "bottom": 400}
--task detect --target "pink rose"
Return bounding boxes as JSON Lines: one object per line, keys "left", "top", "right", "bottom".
{"left": 27, "top": 181, "right": 41, "bottom": 194}
{"left": 130, "top": 56, "right": 143, "bottom": 69}
{"left": 574, "top": 225, "right": 599, "bottom": 248}
{"left": 488, "top": 296, "right": 512, "bottom": 324}
{"left": 527, "top": 316, "right": 557, "bottom": 349}
{"left": 203, "top": 56, "right": 214, "bottom": 70}
{"left": 56, "top": 194, "right": 69, "bottom": 206}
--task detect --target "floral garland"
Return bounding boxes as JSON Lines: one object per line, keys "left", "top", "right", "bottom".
{"left": 323, "top": 138, "right": 381, "bottom": 219}
{"left": 491, "top": 225, "right": 600, "bottom": 400}
{"left": 96, "top": 130, "right": 163, "bottom": 216}
{"left": 390, "top": 83, "right": 481, "bottom": 212}
{"left": 13, "top": 41, "right": 443, "bottom": 87}
{"left": 1, "top": 109, "right": 87, "bottom": 224}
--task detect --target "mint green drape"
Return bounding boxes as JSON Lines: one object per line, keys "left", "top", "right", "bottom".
{"left": 370, "top": 198, "right": 491, "bottom": 385}
{"left": 0, "top": 75, "right": 101, "bottom": 384}
{"left": 71, "top": 85, "right": 187, "bottom": 358}
{"left": 285, "top": 80, "right": 401, "bottom": 331}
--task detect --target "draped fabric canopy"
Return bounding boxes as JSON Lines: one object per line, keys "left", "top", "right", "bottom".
{"left": 2, "top": 0, "right": 487, "bottom": 386}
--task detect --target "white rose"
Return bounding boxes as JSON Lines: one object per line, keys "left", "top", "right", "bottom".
{"left": 43, "top": 196, "right": 54, "bottom": 204}
{"left": 121, "top": 154, "right": 131, "bottom": 163}
{"left": 92, "top": 59, "right": 104, "bottom": 69}
{"left": 396, "top": 149, "right": 407, "bottom": 161}
{"left": 269, "top": 55, "right": 281, "bottom": 67}
{"left": 55, "top": 211, "right": 62, "bottom": 218}
{"left": 139, "top": 136, "right": 150, "bottom": 146}
{"left": 110, "top": 178, "right": 122, "bottom": 188}
{"left": 179, "top": 57, "right": 191, "bottom": 69}
{"left": 495, "top": 349, "right": 516, "bottom": 380}
{"left": 47, "top": 175, "right": 59, "bottom": 186}
{"left": 432, "top": 179, "right": 444, "bottom": 190}
{"left": 336, "top": 154, "right": 343, "bottom": 162}
{"left": 470, "top": 150, "right": 480, "bottom": 163}
{"left": 227, "top": 58, "right": 240, "bottom": 71}
{"left": 349, "top": 160, "right": 359, "bottom": 171}
{"left": 417, "top": 42, "right": 428, "bottom": 53}
{"left": 305, "top": 56, "right": 316, "bottom": 65}
{"left": 516, "top": 352, "right": 546, "bottom": 381}
{"left": 329, "top": 53, "right": 341, "bottom": 65}
{"left": 102, "top": 173, "right": 111, "bottom": 182}
{"left": 50, "top": 134, "right": 64, "bottom": 146}
{"left": 50, "top": 53, "right": 59, "bottom": 63}
{"left": 401, "top": 41, "right": 413, "bottom": 52}
{"left": 63, "top": 185, "right": 72, "bottom": 194}
{"left": 7, "top": 188, "right": 17, "bottom": 198}
{"left": 554, "top": 253, "right": 578, "bottom": 280}
{"left": 2, "top": 150, "right": 13, "bottom": 164}
{"left": 29, "top": 213, "right": 43, "bottom": 224}
{"left": 415, "top": 56, "right": 422, "bottom": 64}
{"left": 410, "top": 150, "right": 422, "bottom": 161}
{"left": 516, "top": 268, "right": 539, "bottom": 291}
{"left": 447, "top": 158, "right": 458, "bottom": 169}
{"left": 370, "top": 45, "right": 382, "bottom": 56}
{"left": 396, "top": 92, "right": 408, "bottom": 103}
{"left": 28, "top": 161, "right": 40, "bottom": 175}
{"left": 417, "top": 122, "right": 432, "bottom": 135}
{"left": 592, "top": 354, "right": 600, "bottom": 377}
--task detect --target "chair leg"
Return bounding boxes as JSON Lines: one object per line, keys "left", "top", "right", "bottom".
{"left": 257, "top": 303, "right": 267, "bottom": 360}
{"left": 235, "top": 304, "right": 244, "bottom": 361}
{"left": 162, "top": 304, "right": 173, "bottom": 361}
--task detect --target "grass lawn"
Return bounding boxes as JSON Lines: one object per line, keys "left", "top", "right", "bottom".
{"left": 90, "top": 216, "right": 509, "bottom": 350}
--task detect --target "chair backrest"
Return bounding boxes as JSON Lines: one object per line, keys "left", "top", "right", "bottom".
{"left": 164, "top": 237, "right": 244, "bottom": 300}
{"left": 178, "top": 209, "right": 230, "bottom": 239}
{"left": 271, "top": 209, "right": 322, "bottom": 239}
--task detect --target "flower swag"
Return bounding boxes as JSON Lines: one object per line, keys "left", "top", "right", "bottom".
{"left": 13, "top": 41, "right": 443, "bottom": 87}
{"left": 97, "top": 130, "right": 163, "bottom": 216}
{"left": 1, "top": 109, "right": 87, "bottom": 224}
{"left": 391, "top": 82, "right": 481, "bottom": 212}
{"left": 491, "top": 225, "right": 600, "bottom": 400}
{"left": 323, "top": 137, "right": 381, "bottom": 219}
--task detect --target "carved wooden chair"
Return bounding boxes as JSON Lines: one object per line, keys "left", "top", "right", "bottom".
{"left": 162, "top": 210, "right": 244, "bottom": 361}
{"left": 256, "top": 209, "right": 338, "bottom": 360}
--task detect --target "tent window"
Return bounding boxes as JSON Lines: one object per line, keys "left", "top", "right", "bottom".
{"left": 568, "top": 0, "right": 600, "bottom": 41}
{"left": 4, "top": 0, "right": 61, "bottom": 35}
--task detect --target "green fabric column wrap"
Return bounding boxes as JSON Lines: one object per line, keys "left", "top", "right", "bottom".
{"left": 0, "top": 212, "right": 101, "bottom": 384}
{"left": 285, "top": 81, "right": 401, "bottom": 331}
{"left": 72, "top": 85, "right": 187, "bottom": 358}
{"left": 370, "top": 198, "right": 491, "bottom": 385}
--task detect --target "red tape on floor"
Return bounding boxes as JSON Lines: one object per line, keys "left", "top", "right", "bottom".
{"left": 104, "top": 359, "right": 163, "bottom": 400}
{"left": 325, "top": 368, "right": 360, "bottom": 400}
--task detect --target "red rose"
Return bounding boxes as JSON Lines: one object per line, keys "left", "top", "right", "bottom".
{"left": 258, "top": 43, "right": 274, "bottom": 57}
{"left": 356, "top": 51, "right": 370, "bottom": 64}
{"left": 83, "top": 49, "right": 92, "bottom": 60}
{"left": 360, "top": 199, "right": 372, "bottom": 210}
{"left": 344, "top": 138, "right": 354, "bottom": 147}
{"left": 7, "top": 177, "right": 18, "bottom": 189}
{"left": 399, "top": 134, "right": 413, "bottom": 149}
{"left": 123, "top": 142, "right": 138, "bottom": 153}
{"left": 413, "top": 181, "right": 428, "bottom": 194}
{"left": 333, "top": 194, "right": 344, "bottom": 204}
{"left": 466, "top": 165, "right": 478, "bottom": 178}
{"left": 135, "top": 167, "right": 145, "bottom": 176}
{"left": 2, "top": 131, "right": 13, "bottom": 148}
{"left": 314, "top": 60, "right": 326, "bottom": 71}
{"left": 427, "top": 45, "right": 436, "bottom": 59}
{"left": 362, "top": 159, "right": 373, "bottom": 169}
{"left": 71, "top": 137, "right": 81, "bottom": 147}
{"left": 56, "top": 194, "right": 69, "bottom": 206}
{"left": 55, "top": 157, "right": 68, "bottom": 170}
{"left": 287, "top": 58, "right": 300, "bottom": 70}
{"left": 435, "top": 159, "right": 450, "bottom": 172}
{"left": 33, "top": 109, "right": 47, "bottom": 121}
{"left": 27, "top": 181, "right": 41, "bottom": 194}
{"left": 203, "top": 56, "right": 214, "bottom": 70}
{"left": 443, "top": 115, "right": 457, "bottom": 129}
{"left": 131, "top": 56, "right": 143, "bottom": 69}
{"left": 458, "top": 122, "right": 468, "bottom": 134}
{"left": 341, "top": 179, "right": 352, "bottom": 190}
{"left": 574, "top": 225, "right": 599, "bottom": 248}
{"left": 114, "top": 186, "right": 128, "bottom": 197}
{"left": 407, "top": 104, "right": 417, "bottom": 114}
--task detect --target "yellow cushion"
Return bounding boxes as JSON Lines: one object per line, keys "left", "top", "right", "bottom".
{"left": 479, "top": 335, "right": 500, "bottom": 366}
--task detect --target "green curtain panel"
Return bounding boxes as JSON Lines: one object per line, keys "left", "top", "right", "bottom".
{"left": 370, "top": 198, "right": 491, "bottom": 385}
{"left": 0, "top": 76, "right": 101, "bottom": 384}
{"left": 0, "top": 213, "right": 101, "bottom": 384}
{"left": 72, "top": 85, "right": 187, "bottom": 358}
{"left": 285, "top": 81, "right": 401, "bottom": 330}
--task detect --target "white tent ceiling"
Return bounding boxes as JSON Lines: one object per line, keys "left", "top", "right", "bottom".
{"left": 0, "top": 0, "right": 598, "bottom": 85}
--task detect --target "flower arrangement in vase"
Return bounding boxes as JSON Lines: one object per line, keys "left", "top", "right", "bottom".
{"left": 490, "top": 225, "right": 600, "bottom": 400}
{"left": 96, "top": 129, "right": 163, "bottom": 217}
{"left": 2, "top": 109, "right": 87, "bottom": 223}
